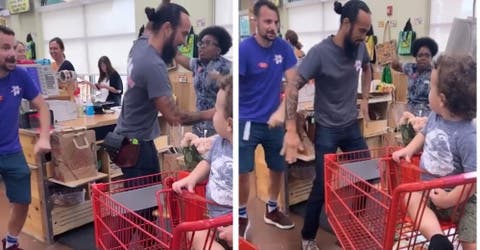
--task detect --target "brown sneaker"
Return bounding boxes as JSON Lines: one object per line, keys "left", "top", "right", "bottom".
{"left": 239, "top": 217, "right": 251, "bottom": 239}
{"left": 263, "top": 204, "right": 295, "bottom": 229}
{"left": 2, "top": 239, "right": 24, "bottom": 250}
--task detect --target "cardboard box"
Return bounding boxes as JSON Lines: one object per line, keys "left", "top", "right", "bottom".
{"left": 392, "top": 71, "right": 408, "bottom": 102}
{"left": 161, "top": 153, "right": 184, "bottom": 172}
{"left": 360, "top": 101, "right": 389, "bottom": 137}
{"left": 387, "top": 101, "right": 408, "bottom": 128}
{"left": 169, "top": 71, "right": 196, "bottom": 112}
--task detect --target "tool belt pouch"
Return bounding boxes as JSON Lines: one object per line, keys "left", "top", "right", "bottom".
{"left": 102, "top": 132, "right": 140, "bottom": 168}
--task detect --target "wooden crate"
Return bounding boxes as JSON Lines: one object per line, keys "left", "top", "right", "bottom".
{"left": 287, "top": 176, "right": 313, "bottom": 206}
{"left": 52, "top": 201, "right": 93, "bottom": 235}
{"left": 23, "top": 196, "right": 46, "bottom": 242}
{"left": 254, "top": 146, "right": 313, "bottom": 210}
{"left": 19, "top": 132, "right": 37, "bottom": 165}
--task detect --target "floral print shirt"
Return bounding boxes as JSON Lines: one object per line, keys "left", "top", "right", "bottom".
{"left": 403, "top": 63, "right": 432, "bottom": 116}
{"left": 190, "top": 56, "right": 231, "bottom": 136}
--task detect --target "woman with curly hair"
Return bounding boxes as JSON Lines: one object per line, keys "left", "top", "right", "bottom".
{"left": 392, "top": 37, "right": 438, "bottom": 116}
{"left": 175, "top": 25, "right": 232, "bottom": 137}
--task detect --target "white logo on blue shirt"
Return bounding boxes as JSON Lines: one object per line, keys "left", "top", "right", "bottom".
{"left": 11, "top": 86, "right": 21, "bottom": 96}
{"left": 274, "top": 54, "right": 283, "bottom": 64}
{"left": 354, "top": 60, "right": 362, "bottom": 72}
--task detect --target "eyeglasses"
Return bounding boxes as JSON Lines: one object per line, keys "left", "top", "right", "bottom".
{"left": 416, "top": 52, "right": 432, "bottom": 58}
{"left": 197, "top": 40, "right": 218, "bottom": 48}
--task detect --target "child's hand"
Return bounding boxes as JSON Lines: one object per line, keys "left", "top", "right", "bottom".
{"left": 172, "top": 177, "right": 196, "bottom": 194}
{"left": 430, "top": 189, "right": 452, "bottom": 209}
{"left": 392, "top": 148, "right": 411, "bottom": 163}
{"left": 217, "top": 225, "right": 233, "bottom": 247}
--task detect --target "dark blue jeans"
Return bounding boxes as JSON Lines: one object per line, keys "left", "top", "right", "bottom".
{"left": 301, "top": 120, "right": 368, "bottom": 240}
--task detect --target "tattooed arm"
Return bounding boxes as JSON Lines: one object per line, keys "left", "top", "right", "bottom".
{"left": 283, "top": 68, "right": 307, "bottom": 163}
{"left": 154, "top": 96, "right": 211, "bottom": 126}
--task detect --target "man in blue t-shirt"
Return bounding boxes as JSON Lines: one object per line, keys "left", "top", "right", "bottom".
{"left": 284, "top": 1, "right": 373, "bottom": 249}
{"left": 239, "top": 0, "right": 299, "bottom": 239}
{"left": 0, "top": 26, "right": 51, "bottom": 250}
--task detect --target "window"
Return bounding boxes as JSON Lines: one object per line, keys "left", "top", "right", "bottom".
{"left": 215, "top": 0, "right": 233, "bottom": 60}
{"left": 286, "top": 0, "right": 340, "bottom": 52}
{"left": 429, "top": 0, "right": 475, "bottom": 53}
{"left": 41, "top": 0, "right": 136, "bottom": 76}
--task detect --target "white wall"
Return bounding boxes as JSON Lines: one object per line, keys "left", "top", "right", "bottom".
{"left": 284, "top": 0, "right": 431, "bottom": 54}
{"left": 6, "top": 0, "right": 219, "bottom": 77}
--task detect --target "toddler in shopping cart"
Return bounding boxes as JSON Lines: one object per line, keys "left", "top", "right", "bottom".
{"left": 172, "top": 75, "right": 233, "bottom": 249}
{"left": 392, "top": 54, "right": 476, "bottom": 250}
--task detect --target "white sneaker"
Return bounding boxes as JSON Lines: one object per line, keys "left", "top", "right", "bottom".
{"left": 302, "top": 239, "right": 320, "bottom": 250}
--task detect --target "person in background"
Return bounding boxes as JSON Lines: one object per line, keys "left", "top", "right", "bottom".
{"left": 175, "top": 25, "right": 232, "bottom": 137}
{"left": 172, "top": 75, "right": 233, "bottom": 249}
{"left": 0, "top": 25, "right": 51, "bottom": 250}
{"left": 283, "top": 1, "right": 373, "bottom": 249}
{"left": 25, "top": 33, "right": 35, "bottom": 60}
{"left": 392, "top": 37, "right": 438, "bottom": 117}
{"left": 49, "top": 37, "right": 75, "bottom": 72}
{"left": 239, "top": 0, "right": 298, "bottom": 240}
{"left": 85, "top": 56, "right": 123, "bottom": 106}
{"left": 392, "top": 54, "right": 476, "bottom": 250}
{"left": 285, "top": 29, "right": 305, "bottom": 60}
{"left": 13, "top": 41, "right": 26, "bottom": 61}
{"left": 114, "top": 3, "right": 210, "bottom": 180}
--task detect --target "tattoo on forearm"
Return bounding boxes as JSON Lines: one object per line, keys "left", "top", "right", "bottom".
{"left": 286, "top": 76, "right": 307, "bottom": 120}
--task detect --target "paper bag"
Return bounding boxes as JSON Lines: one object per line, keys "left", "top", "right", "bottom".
{"left": 51, "top": 130, "right": 98, "bottom": 182}
{"left": 376, "top": 21, "right": 396, "bottom": 65}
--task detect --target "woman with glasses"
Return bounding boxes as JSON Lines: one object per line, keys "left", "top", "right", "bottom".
{"left": 175, "top": 25, "right": 232, "bottom": 137}
{"left": 392, "top": 37, "right": 438, "bottom": 116}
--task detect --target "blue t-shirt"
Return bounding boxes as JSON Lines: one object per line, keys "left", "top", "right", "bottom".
{"left": 239, "top": 36, "right": 297, "bottom": 123}
{"left": 205, "top": 135, "right": 232, "bottom": 218}
{"left": 420, "top": 112, "right": 476, "bottom": 180}
{"left": 0, "top": 67, "right": 40, "bottom": 155}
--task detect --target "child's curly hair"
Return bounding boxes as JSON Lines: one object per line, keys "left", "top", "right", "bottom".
{"left": 435, "top": 54, "right": 476, "bottom": 120}
{"left": 218, "top": 74, "right": 232, "bottom": 119}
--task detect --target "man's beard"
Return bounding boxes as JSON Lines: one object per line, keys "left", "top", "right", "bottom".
{"left": 161, "top": 33, "right": 177, "bottom": 65}
{"left": 260, "top": 28, "right": 276, "bottom": 42}
{"left": 2, "top": 56, "right": 16, "bottom": 72}
{"left": 344, "top": 28, "right": 359, "bottom": 59}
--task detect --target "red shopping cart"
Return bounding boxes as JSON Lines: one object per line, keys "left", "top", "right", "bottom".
{"left": 92, "top": 171, "right": 232, "bottom": 250}
{"left": 239, "top": 238, "right": 259, "bottom": 250}
{"left": 324, "top": 147, "right": 476, "bottom": 250}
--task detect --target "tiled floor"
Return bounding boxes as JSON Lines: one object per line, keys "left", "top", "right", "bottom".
{"left": 0, "top": 181, "right": 72, "bottom": 250}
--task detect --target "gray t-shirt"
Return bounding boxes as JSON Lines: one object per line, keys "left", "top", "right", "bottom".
{"left": 298, "top": 36, "right": 370, "bottom": 127}
{"left": 205, "top": 135, "right": 233, "bottom": 218}
{"left": 420, "top": 112, "right": 476, "bottom": 180}
{"left": 115, "top": 36, "right": 172, "bottom": 140}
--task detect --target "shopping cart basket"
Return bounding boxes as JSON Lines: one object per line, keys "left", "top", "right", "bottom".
{"left": 239, "top": 238, "right": 259, "bottom": 250}
{"left": 92, "top": 171, "right": 232, "bottom": 250}
{"left": 324, "top": 147, "right": 476, "bottom": 250}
